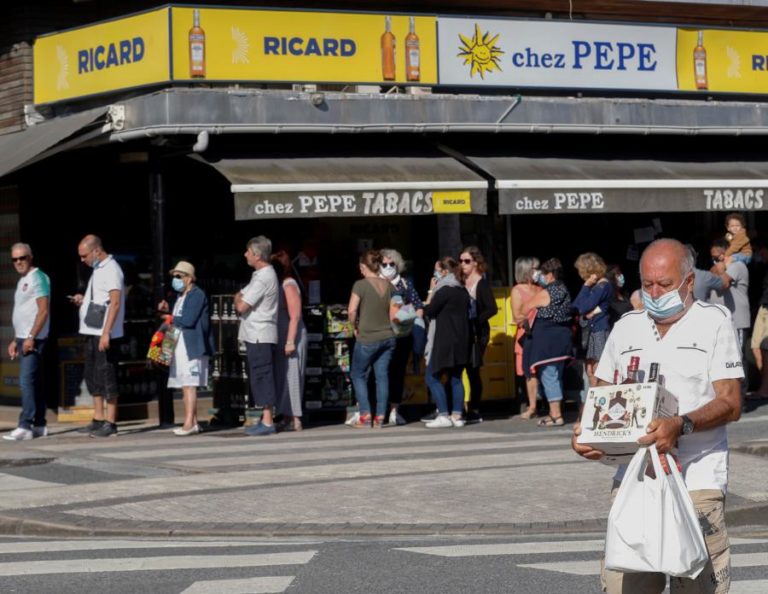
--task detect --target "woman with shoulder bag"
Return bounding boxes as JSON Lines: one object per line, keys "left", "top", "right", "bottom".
{"left": 459, "top": 246, "right": 498, "bottom": 423}
{"left": 380, "top": 248, "right": 423, "bottom": 426}
{"left": 158, "top": 261, "right": 215, "bottom": 436}
{"left": 510, "top": 256, "right": 542, "bottom": 420}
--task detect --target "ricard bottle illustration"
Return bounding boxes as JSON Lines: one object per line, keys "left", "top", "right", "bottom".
{"left": 189, "top": 9, "right": 206, "bottom": 78}
{"left": 381, "top": 15, "right": 396, "bottom": 81}
{"left": 693, "top": 30, "right": 708, "bottom": 90}
{"left": 405, "top": 16, "right": 420, "bottom": 82}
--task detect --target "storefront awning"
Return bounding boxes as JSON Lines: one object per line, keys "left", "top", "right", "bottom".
{"left": 0, "top": 107, "right": 108, "bottom": 179}
{"left": 206, "top": 153, "right": 488, "bottom": 219}
{"left": 466, "top": 155, "right": 768, "bottom": 215}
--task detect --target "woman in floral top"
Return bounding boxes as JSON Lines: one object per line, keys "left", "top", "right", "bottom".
{"left": 522, "top": 258, "right": 573, "bottom": 427}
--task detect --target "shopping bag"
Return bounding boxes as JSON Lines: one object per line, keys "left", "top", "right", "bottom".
{"left": 604, "top": 445, "right": 708, "bottom": 579}
{"left": 147, "top": 315, "right": 181, "bottom": 367}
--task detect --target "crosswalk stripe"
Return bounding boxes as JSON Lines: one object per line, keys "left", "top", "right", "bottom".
{"left": 0, "top": 539, "right": 319, "bottom": 554}
{"left": 167, "top": 439, "right": 565, "bottom": 468}
{"left": 731, "top": 579, "right": 768, "bottom": 594}
{"left": 180, "top": 576, "right": 294, "bottom": 594}
{"left": 97, "top": 434, "right": 563, "bottom": 461}
{"left": 397, "top": 540, "right": 605, "bottom": 557}
{"left": 518, "top": 552, "right": 768, "bottom": 576}
{"left": 0, "top": 474, "right": 60, "bottom": 491}
{"left": 0, "top": 551, "right": 316, "bottom": 577}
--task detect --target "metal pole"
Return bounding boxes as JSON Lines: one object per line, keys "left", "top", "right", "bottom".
{"left": 506, "top": 215, "right": 513, "bottom": 288}
{"left": 149, "top": 158, "right": 174, "bottom": 427}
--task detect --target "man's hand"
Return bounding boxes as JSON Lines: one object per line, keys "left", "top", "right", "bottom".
{"left": 7, "top": 341, "right": 16, "bottom": 360}
{"left": 637, "top": 417, "right": 682, "bottom": 453}
{"left": 22, "top": 337, "right": 35, "bottom": 355}
{"left": 71, "top": 294, "right": 84, "bottom": 306}
{"left": 572, "top": 422, "right": 605, "bottom": 461}
{"left": 98, "top": 334, "right": 110, "bottom": 353}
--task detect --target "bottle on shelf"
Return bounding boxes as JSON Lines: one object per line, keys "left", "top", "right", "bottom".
{"left": 621, "top": 356, "right": 641, "bottom": 384}
{"left": 381, "top": 15, "right": 396, "bottom": 81}
{"left": 189, "top": 9, "right": 206, "bottom": 78}
{"left": 405, "top": 16, "right": 420, "bottom": 82}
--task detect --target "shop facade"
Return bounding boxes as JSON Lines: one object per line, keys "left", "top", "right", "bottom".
{"left": 3, "top": 3, "right": 768, "bottom": 417}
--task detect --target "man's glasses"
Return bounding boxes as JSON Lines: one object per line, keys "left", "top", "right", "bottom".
{"left": 381, "top": 262, "right": 396, "bottom": 269}
{"left": 460, "top": 258, "right": 473, "bottom": 264}
{"left": 171, "top": 274, "right": 186, "bottom": 279}
{"left": 11, "top": 256, "right": 28, "bottom": 263}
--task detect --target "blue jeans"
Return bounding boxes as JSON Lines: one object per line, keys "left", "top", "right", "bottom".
{"left": 425, "top": 360, "right": 465, "bottom": 415}
{"left": 539, "top": 363, "right": 564, "bottom": 403}
{"left": 17, "top": 339, "right": 46, "bottom": 429}
{"left": 351, "top": 338, "right": 395, "bottom": 417}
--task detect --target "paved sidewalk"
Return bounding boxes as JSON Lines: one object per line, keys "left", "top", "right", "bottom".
{"left": 0, "top": 414, "right": 766, "bottom": 538}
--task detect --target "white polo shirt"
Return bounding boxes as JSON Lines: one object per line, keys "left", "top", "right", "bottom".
{"left": 78, "top": 255, "right": 125, "bottom": 339}
{"left": 237, "top": 265, "right": 278, "bottom": 344}
{"left": 13, "top": 267, "right": 50, "bottom": 340}
{"left": 595, "top": 302, "right": 744, "bottom": 492}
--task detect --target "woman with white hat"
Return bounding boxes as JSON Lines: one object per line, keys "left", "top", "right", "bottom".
{"left": 158, "top": 261, "right": 215, "bottom": 436}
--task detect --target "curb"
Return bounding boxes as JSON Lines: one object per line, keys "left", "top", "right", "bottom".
{"left": 0, "top": 503, "right": 766, "bottom": 539}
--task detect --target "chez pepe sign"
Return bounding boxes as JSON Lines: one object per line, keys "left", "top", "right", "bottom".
{"left": 498, "top": 185, "right": 768, "bottom": 214}
{"left": 234, "top": 189, "right": 484, "bottom": 219}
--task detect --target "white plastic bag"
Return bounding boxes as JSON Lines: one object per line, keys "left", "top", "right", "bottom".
{"left": 604, "top": 445, "right": 709, "bottom": 578}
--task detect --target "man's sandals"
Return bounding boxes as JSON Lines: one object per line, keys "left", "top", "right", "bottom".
{"left": 537, "top": 415, "right": 564, "bottom": 427}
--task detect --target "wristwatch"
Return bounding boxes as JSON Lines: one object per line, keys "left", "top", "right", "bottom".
{"left": 680, "top": 414, "right": 695, "bottom": 436}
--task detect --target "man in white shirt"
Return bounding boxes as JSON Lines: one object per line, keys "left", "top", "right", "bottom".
{"left": 573, "top": 238, "right": 742, "bottom": 594}
{"left": 4, "top": 243, "right": 50, "bottom": 441}
{"left": 71, "top": 235, "right": 125, "bottom": 438}
{"left": 234, "top": 235, "right": 279, "bottom": 436}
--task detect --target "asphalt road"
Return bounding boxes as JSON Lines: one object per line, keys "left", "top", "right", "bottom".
{"left": 0, "top": 531, "right": 766, "bottom": 594}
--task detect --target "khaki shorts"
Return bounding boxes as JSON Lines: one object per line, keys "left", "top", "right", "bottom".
{"left": 602, "top": 483, "right": 730, "bottom": 594}
{"left": 751, "top": 306, "right": 768, "bottom": 350}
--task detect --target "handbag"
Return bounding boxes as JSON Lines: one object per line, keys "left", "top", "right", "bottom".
{"left": 604, "top": 445, "right": 708, "bottom": 579}
{"left": 84, "top": 280, "right": 107, "bottom": 329}
{"left": 390, "top": 295, "right": 417, "bottom": 338}
{"left": 147, "top": 315, "right": 181, "bottom": 367}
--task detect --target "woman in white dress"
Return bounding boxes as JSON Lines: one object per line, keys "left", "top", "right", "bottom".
{"left": 158, "top": 261, "right": 215, "bottom": 436}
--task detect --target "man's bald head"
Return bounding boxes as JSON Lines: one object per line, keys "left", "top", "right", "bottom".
{"left": 640, "top": 238, "right": 694, "bottom": 281}
{"left": 79, "top": 234, "right": 102, "bottom": 251}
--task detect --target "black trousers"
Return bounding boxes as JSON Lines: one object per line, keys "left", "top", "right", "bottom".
{"left": 388, "top": 334, "right": 413, "bottom": 406}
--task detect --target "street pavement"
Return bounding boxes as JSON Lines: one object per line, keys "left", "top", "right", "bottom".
{"left": 0, "top": 404, "right": 765, "bottom": 538}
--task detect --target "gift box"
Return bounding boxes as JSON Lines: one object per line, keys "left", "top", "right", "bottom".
{"left": 577, "top": 382, "right": 678, "bottom": 463}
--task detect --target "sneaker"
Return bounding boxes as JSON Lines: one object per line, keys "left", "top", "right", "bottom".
{"left": 32, "top": 426, "right": 48, "bottom": 438}
{"left": 425, "top": 414, "right": 453, "bottom": 428}
{"left": 372, "top": 415, "right": 385, "bottom": 428}
{"left": 244, "top": 421, "right": 276, "bottom": 436}
{"left": 388, "top": 409, "right": 407, "bottom": 426}
{"left": 78, "top": 419, "right": 105, "bottom": 434}
{"left": 89, "top": 422, "right": 118, "bottom": 438}
{"left": 465, "top": 410, "right": 483, "bottom": 424}
{"left": 450, "top": 415, "right": 466, "bottom": 428}
{"left": 3, "top": 427, "right": 34, "bottom": 441}
{"left": 345, "top": 411, "right": 360, "bottom": 426}
{"left": 420, "top": 410, "right": 439, "bottom": 423}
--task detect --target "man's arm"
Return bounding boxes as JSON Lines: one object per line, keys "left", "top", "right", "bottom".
{"left": 23, "top": 296, "right": 49, "bottom": 354}
{"left": 99, "top": 289, "right": 121, "bottom": 352}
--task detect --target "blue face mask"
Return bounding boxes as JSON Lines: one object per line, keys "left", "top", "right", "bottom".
{"left": 533, "top": 270, "right": 548, "bottom": 287}
{"left": 171, "top": 277, "right": 186, "bottom": 293}
{"left": 433, "top": 270, "right": 442, "bottom": 280}
{"left": 641, "top": 278, "right": 689, "bottom": 321}
{"left": 616, "top": 274, "right": 625, "bottom": 288}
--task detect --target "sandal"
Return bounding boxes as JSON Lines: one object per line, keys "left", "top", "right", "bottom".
{"left": 537, "top": 415, "right": 564, "bottom": 427}
{"left": 520, "top": 409, "right": 538, "bottom": 420}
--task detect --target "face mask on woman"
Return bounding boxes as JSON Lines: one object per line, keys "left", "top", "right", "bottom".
{"left": 381, "top": 265, "right": 397, "bottom": 279}
{"left": 171, "top": 277, "right": 186, "bottom": 293}
{"left": 533, "top": 270, "right": 549, "bottom": 287}
{"left": 616, "top": 274, "right": 625, "bottom": 288}
{"left": 641, "top": 278, "right": 688, "bottom": 320}
{"left": 433, "top": 270, "right": 443, "bottom": 281}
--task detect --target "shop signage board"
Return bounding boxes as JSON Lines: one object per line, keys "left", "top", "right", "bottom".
{"left": 677, "top": 28, "right": 768, "bottom": 93}
{"left": 169, "top": 7, "right": 438, "bottom": 85}
{"left": 234, "top": 187, "right": 486, "bottom": 219}
{"left": 33, "top": 8, "right": 171, "bottom": 104}
{"left": 498, "top": 183, "right": 768, "bottom": 214}
{"left": 437, "top": 17, "right": 678, "bottom": 90}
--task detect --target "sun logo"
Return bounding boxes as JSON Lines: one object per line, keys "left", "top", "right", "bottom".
{"left": 56, "top": 45, "right": 70, "bottom": 90}
{"left": 457, "top": 24, "right": 504, "bottom": 79}
{"left": 231, "top": 26, "right": 250, "bottom": 64}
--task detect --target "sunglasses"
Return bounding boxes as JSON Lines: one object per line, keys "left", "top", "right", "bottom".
{"left": 381, "top": 262, "right": 396, "bottom": 269}
{"left": 171, "top": 274, "right": 186, "bottom": 279}
{"left": 460, "top": 258, "right": 474, "bottom": 264}
{"left": 11, "top": 256, "right": 29, "bottom": 263}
